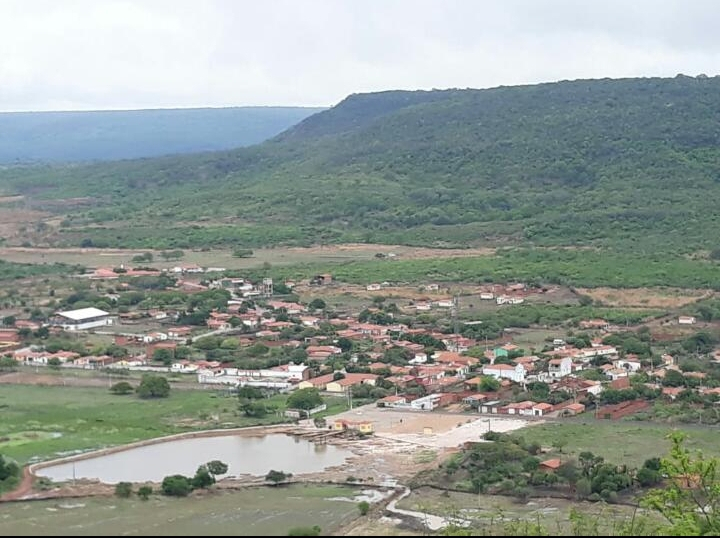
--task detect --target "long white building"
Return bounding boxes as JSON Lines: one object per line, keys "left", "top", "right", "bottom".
{"left": 53, "top": 307, "right": 113, "bottom": 331}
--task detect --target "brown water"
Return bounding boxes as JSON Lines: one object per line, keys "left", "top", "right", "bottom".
{"left": 36, "top": 434, "right": 350, "bottom": 484}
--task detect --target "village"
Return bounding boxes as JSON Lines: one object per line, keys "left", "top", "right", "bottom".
{"left": 2, "top": 260, "right": 717, "bottom": 431}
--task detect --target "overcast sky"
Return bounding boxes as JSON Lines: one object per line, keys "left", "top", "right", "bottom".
{"left": 1, "top": 0, "right": 719, "bottom": 112}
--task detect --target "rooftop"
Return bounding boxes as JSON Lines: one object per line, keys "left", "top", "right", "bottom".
{"left": 56, "top": 307, "right": 110, "bottom": 321}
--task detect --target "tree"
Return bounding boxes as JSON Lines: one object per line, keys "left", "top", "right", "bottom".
{"left": 152, "top": 347, "right": 175, "bottom": 365}
{"left": 358, "top": 500, "right": 370, "bottom": 516}
{"left": 137, "top": 485, "right": 153, "bottom": 500}
{"left": 575, "top": 478, "right": 592, "bottom": 499}
{"left": 0, "top": 455, "right": 20, "bottom": 483}
{"left": 232, "top": 249, "right": 254, "bottom": 258}
{"left": 115, "top": 482, "right": 133, "bottom": 498}
{"left": 479, "top": 376, "right": 500, "bottom": 392}
{"left": 662, "top": 369, "right": 686, "bottom": 388}
{"left": 0, "top": 356, "right": 17, "bottom": 371}
{"left": 206, "top": 460, "right": 228, "bottom": 477}
{"left": 110, "top": 381, "right": 134, "bottom": 395}
{"left": 2, "top": 315, "right": 15, "bottom": 326}
{"left": 556, "top": 460, "right": 579, "bottom": 486}
{"left": 337, "top": 337, "right": 353, "bottom": 352}
{"left": 237, "top": 386, "right": 264, "bottom": 400}
{"left": 132, "top": 252, "right": 153, "bottom": 263}
{"left": 286, "top": 388, "right": 323, "bottom": 410}
{"left": 161, "top": 474, "right": 193, "bottom": 497}
{"left": 137, "top": 375, "right": 170, "bottom": 399}
{"left": 240, "top": 400, "right": 267, "bottom": 418}
{"left": 192, "top": 465, "right": 215, "bottom": 489}
{"left": 160, "top": 250, "right": 184, "bottom": 261}
{"left": 47, "top": 357, "right": 61, "bottom": 369}
{"left": 642, "top": 433, "right": 720, "bottom": 535}
{"left": 266, "top": 469, "right": 292, "bottom": 485}
{"left": 308, "top": 298, "right": 326, "bottom": 311}
{"left": 552, "top": 439, "right": 568, "bottom": 454}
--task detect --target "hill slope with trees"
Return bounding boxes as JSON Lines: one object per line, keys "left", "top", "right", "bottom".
{"left": 1, "top": 76, "right": 719, "bottom": 254}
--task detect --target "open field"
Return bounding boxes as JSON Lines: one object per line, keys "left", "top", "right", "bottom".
{"left": 575, "top": 286, "right": 713, "bottom": 308}
{"left": 519, "top": 419, "right": 720, "bottom": 467}
{"left": 0, "top": 484, "right": 360, "bottom": 536}
{"left": 396, "top": 487, "right": 663, "bottom": 535}
{"left": 0, "top": 385, "right": 307, "bottom": 464}
{"left": 331, "top": 405, "right": 530, "bottom": 449}
{"left": 0, "top": 244, "right": 494, "bottom": 270}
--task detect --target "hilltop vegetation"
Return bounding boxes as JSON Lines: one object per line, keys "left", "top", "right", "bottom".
{"left": 0, "top": 106, "right": 323, "bottom": 163}
{"left": 1, "top": 76, "right": 720, "bottom": 257}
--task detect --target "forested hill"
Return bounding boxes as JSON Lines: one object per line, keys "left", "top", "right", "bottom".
{"left": 2, "top": 76, "right": 720, "bottom": 252}
{"left": 0, "top": 106, "right": 323, "bottom": 163}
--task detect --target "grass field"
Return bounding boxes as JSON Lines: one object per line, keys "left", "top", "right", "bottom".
{"left": 0, "top": 385, "right": 347, "bottom": 464}
{"left": 0, "top": 244, "right": 493, "bottom": 271}
{"left": 398, "top": 487, "right": 663, "bottom": 536}
{"left": 0, "top": 484, "right": 361, "bottom": 536}
{"left": 518, "top": 419, "right": 720, "bottom": 467}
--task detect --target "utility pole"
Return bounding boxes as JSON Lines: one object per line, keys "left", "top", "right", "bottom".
{"left": 452, "top": 294, "right": 459, "bottom": 351}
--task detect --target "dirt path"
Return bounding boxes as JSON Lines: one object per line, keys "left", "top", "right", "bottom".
{"left": 386, "top": 487, "right": 469, "bottom": 531}
{"left": 0, "top": 465, "right": 33, "bottom": 501}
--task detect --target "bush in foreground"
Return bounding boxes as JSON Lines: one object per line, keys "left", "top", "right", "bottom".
{"left": 161, "top": 474, "right": 192, "bottom": 497}
{"left": 287, "top": 526, "right": 321, "bottom": 536}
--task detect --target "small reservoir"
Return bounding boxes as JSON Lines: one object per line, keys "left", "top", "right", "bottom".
{"left": 36, "top": 433, "right": 350, "bottom": 484}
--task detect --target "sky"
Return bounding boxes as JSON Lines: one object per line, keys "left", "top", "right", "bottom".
{"left": 1, "top": 0, "right": 719, "bottom": 112}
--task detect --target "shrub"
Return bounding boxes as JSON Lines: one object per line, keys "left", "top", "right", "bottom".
{"left": 358, "top": 500, "right": 370, "bottom": 516}
{"left": 161, "top": 474, "right": 193, "bottom": 497}
{"left": 287, "top": 526, "right": 321, "bottom": 536}
{"left": 115, "top": 482, "right": 133, "bottom": 498}
{"left": 110, "top": 381, "right": 134, "bottom": 395}
{"left": 137, "top": 485, "right": 153, "bottom": 500}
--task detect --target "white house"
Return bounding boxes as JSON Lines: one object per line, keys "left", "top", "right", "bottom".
{"left": 615, "top": 358, "right": 642, "bottom": 372}
{"left": 496, "top": 296, "right": 524, "bottom": 305}
{"left": 679, "top": 316, "right": 696, "bottom": 325}
{"left": 435, "top": 299, "right": 455, "bottom": 308}
{"left": 480, "top": 292, "right": 494, "bottom": 300}
{"left": 171, "top": 361, "right": 199, "bottom": 373}
{"left": 482, "top": 363, "right": 526, "bottom": 383}
{"left": 53, "top": 307, "right": 112, "bottom": 331}
{"left": 410, "top": 393, "right": 441, "bottom": 411}
{"left": 366, "top": 283, "right": 382, "bottom": 291}
{"left": 548, "top": 357, "right": 573, "bottom": 379}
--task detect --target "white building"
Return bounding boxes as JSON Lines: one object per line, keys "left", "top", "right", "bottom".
{"left": 53, "top": 307, "right": 113, "bottom": 331}
{"left": 410, "top": 393, "right": 441, "bottom": 411}
{"left": 482, "top": 363, "right": 526, "bottom": 383}
{"left": 366, "top": 283, "right": 382, "bottom": 291}
{"left": 548, "top": 357, "right": 573, "bottom": 379}
{"left": 615, "top": 358, "right": 642, "bottom": 372}
{"left": 480, "top": 292, "right": 494, "bottom": 300}
{"left": 679, "top": 316, "right": 696, "bottom": 325}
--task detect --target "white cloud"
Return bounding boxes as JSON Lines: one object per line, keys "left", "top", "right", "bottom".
{"left": 0, "top": 0, "right": 718, "bottom": 111}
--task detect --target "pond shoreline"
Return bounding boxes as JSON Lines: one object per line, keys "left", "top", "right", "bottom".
{"left": 1, "top": 424, "right": 332, "bottom": 502}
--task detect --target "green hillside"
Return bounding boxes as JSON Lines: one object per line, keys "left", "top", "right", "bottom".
{"left": 1, "top": 76, "right": 719, "bottom": 254}
{"left": 0, "top": 106, "right": 323, "bottom": 163}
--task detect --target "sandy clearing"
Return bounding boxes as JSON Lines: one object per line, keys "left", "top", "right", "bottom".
{"left": 576, "top": 286, "right": 713, "bottom": 308}
{"left": 331, "top": 405, "right": 532, "bottom": 449}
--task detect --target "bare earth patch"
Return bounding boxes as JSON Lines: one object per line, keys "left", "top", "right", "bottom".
{"left": 576, "top": 287, "right": 713, "bottom": 308}
{"left": 0, "top": 244, "right": 496, "bottom": 269}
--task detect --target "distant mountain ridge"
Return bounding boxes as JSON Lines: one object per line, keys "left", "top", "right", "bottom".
{"left": 0, "top": 106, "right": 324, "bottom": 163}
